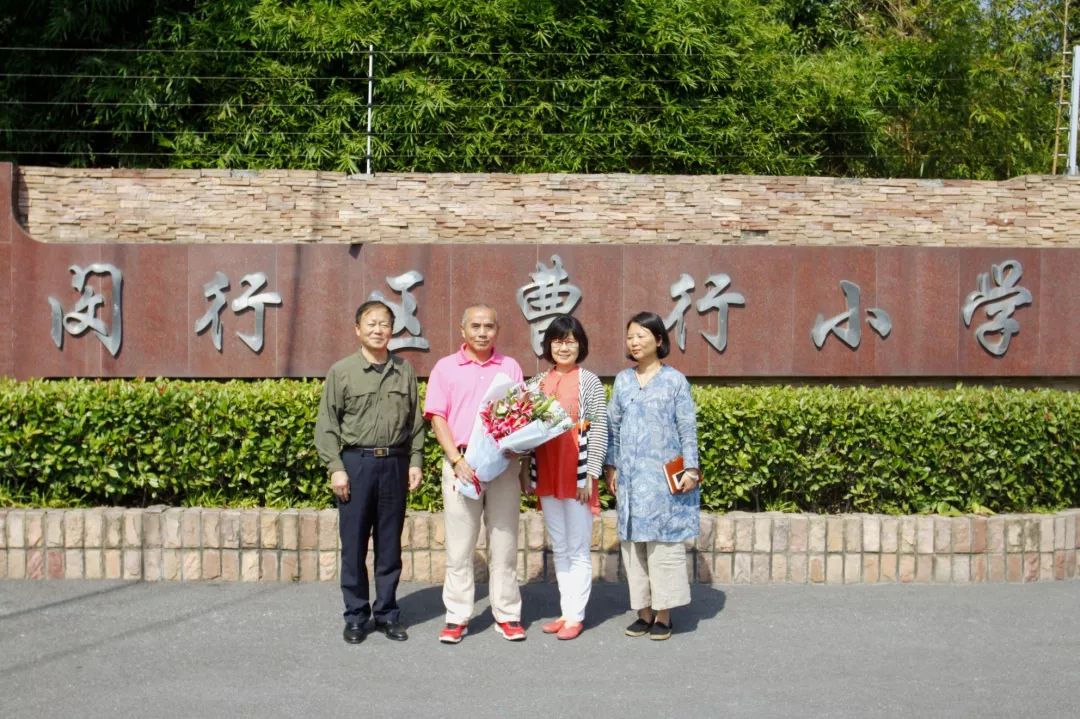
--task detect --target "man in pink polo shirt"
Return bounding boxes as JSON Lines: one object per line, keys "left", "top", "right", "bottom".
{"left": 424, "top": 304, "right": 526, "bottom": 643}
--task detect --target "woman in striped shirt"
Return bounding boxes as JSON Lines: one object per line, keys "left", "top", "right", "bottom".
{"left": 520, "top": 314, "right": 608, "bottom": 641}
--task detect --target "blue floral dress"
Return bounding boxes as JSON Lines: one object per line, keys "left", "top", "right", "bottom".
{"left": 606, "top": 365, "right": 700, "bottom": 542}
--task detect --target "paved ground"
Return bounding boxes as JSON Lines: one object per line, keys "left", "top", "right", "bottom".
{"left": 1, "top": 579, "right": 1078, "bottom": 718}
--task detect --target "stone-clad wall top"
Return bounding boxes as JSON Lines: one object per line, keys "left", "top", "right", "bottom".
{"left": 2, "top": 507, "right": 1077, "bottom": 585}
{"left": 15, "top": 167, "right": 1080, "bottom": 246}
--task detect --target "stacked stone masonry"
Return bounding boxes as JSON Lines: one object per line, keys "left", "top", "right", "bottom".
{"left": 2, "top": 508, "right": 1078, "bottom": 585}
{"left": 16, "top": 167, "right": 1080, "bottom": 247}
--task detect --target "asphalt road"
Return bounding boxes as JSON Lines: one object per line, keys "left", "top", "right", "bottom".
{"left": 1, "top": 579, "right": 1078, "bottom": 718}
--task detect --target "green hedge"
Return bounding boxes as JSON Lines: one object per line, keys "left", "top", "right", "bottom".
{"left": 693, "top": 386, "right": 1079, "bottom": 514}
{"left": 1, "top": 379, "right": 1077, "bottom": 514}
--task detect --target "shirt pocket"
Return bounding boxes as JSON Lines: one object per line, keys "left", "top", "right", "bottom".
{"left": 381, "top": 387, "right": 412, "bottom": 431}
{"left": 343, "top": 386, "right": 379, "bottom": 418}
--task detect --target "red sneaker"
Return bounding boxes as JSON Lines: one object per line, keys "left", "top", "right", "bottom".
{"left": 438, "top": 623, "right": 468, "bottom": 644}
{"left": 494, "top": 621, "right": 527, "bottom": 641}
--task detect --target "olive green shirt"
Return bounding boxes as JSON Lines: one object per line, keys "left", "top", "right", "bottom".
{"left": 314, "top": 350, "right": 426, "bottom": 475}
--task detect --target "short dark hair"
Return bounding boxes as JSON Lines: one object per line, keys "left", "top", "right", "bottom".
{"left": 625, "top": 311, "right": 671, "bottom": 360}
{"left": 355, "top": 300, "right": 392, "bottom": 325}
{"left": 541, "top": 314, "right": 590, "bottom": 364}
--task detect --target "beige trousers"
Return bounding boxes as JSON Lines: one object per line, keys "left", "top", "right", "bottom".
{"left": 621, "top": 540, "right": 691, "bottom": 611}
{"left": 441, "top": 459, "right": 522, "bottom": 624}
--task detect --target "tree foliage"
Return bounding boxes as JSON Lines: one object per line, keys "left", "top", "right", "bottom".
{"left": 0, "top": 0, "right": 1069, "bottom": 178}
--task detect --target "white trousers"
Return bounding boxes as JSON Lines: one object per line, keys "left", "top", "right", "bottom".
{"left": 441, "top": 459, "right": 522, "bottom": 625}
{"left": 539, "top": 495, "right": 594, "bottom": 623}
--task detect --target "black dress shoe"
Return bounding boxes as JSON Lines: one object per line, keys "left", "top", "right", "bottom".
{"left": 343, "top": 622, "right": 367, "bottom": 644}
{"left": 374, "top": 620, "right": 409, "bottom": 641}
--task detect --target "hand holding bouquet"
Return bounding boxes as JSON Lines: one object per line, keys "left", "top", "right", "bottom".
{"left": 460, "top": 373, "right": 574, "bottom": 499}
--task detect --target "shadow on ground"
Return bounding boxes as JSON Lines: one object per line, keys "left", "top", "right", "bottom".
{"left": 397, "top": 581, "right": 726, "bottom": 636}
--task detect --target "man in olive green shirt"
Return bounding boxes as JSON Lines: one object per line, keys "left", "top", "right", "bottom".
{"left": 314, "top": 300, "right": 425, "bottom": 644}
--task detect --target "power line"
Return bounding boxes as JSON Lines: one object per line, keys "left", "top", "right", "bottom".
{"left": 1, "top": 72, "right": 373, "bottom": 82}
{"left": 0, "top": 149, "right": 1036, "bottom": 160}
{"left": 0, "top": 127, "right": 1058, "bottom": 138}
{"left": 0, "top": 47, "right": 1058, "bottom": 88}
{"left": 4, "top": 100, "right": 1036, "bottom": 114}
{"left": 3, "top": 71, "right": 736, "bottom": 84}
{"left": 0, "top": 71, "right": 1016, "bottom": 84}
{"left": 0, "top": 46, "right": 702, "bottom": 58}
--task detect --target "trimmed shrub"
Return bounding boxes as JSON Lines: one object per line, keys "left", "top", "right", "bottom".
{"left": 1, "top": 379, "right": 1076, "bottom": 514}
{"left": 694, "top": 386, "right": 1079, "bottom": 514}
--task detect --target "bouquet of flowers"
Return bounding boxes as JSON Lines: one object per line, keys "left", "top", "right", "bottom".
{"left": 459, "top": 373, "right": 575, "bottom": 499}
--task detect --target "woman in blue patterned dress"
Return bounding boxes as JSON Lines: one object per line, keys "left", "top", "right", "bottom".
{"left": 603, "top": 311, "right": 700, "bottom": 640}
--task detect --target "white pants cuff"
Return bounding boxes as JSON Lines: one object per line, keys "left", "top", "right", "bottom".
{"left": 540, "top": 495, "right": 594, "bottom": 622}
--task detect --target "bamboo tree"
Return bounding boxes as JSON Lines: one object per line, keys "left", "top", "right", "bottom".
{"left": 0, "top": 0, "right": 1067, "bottom": 178}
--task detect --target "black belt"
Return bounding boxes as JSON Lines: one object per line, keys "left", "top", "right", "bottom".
{"left": 345, "top": 445, "right": 407, "bottom": 458}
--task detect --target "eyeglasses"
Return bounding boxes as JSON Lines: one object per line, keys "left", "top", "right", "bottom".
{"left": 551, "top": 339, "right": 579, "bottom": 348}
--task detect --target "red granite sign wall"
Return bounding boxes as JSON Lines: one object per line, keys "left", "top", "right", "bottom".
{"left": 2, "top": 164, "right": 1078, "bottom": 379}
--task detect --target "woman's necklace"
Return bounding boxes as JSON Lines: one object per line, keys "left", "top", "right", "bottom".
{"left": 635, "top": 362, "right": 662, "bottom": 388}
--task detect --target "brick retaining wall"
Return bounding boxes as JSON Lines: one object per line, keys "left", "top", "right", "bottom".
{"left": 2, "top": 508, "right": 1077, "bottom": 585}
{"left": 16, "top": 167, "right": 1080, "bottom": 247}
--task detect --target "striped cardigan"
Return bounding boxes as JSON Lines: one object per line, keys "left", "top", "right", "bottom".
{"left": 528, "top": 367, "right": 608, "bottom": 487}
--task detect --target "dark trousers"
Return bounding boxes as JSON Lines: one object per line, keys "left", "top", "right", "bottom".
{"left": 338, "top": 450, "right": 408, "bottom": 624}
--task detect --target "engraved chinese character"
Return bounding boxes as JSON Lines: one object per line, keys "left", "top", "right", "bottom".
{"left": 811, "top": 280, "right": 891, "bottom": 349}
{"left": 695, "top": 274, "right": 746, "bottom": 353}
{"left": 193, "top": 272, "right": 230, "bottom": 351}
{"left": 961, "top": 259, "right": 1032, "bottom": 357}
{"left": 663, "top": 274, "right": 696, "bottom": 352}
{"left": 517, "top": 255, "right": 582, "bottom": 356}
{"left": 48, "top": 263, "right": 123, "bottom": 357}
{"left": 368, "top": 270, "right": 429, "bottom": 351}
{"left": 230, "top": 272, "right": 282, "bottom": 353}
{"left": 664, "top": 272, "right": 746, "bottom": 353}
{"left": 194, "top": 271, "right": 282, "bottom": 353}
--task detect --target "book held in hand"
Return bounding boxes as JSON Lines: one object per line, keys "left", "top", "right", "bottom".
{"left": 664, "top": 455, "right": 695, "bottom": 494}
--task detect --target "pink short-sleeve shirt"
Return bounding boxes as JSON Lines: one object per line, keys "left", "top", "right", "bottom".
{"left": 423, "top": 344, "right": 524, "bottom": 446}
